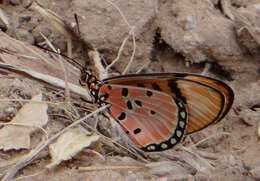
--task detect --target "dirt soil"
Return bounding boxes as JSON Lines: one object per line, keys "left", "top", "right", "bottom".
{"left": 0, "top": 0, "right": 260, "bottom": 180}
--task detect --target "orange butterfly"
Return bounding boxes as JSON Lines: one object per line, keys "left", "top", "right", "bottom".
{"left": 82, "top": 71, "right": 234, "bottom": 152}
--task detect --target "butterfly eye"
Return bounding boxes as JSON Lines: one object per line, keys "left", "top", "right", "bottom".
{"left": 79, "top": 73, "right": 87, "bottom": 86}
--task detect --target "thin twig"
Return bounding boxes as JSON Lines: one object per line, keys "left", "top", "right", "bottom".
{"left": 40, "top": 32, "right": 58, "bottom": 54}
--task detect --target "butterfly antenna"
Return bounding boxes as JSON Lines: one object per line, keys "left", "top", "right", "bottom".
{"left": 34, "top": 44, "right": 84, "bottom": 70}
{"left": 72, "top": 13, "right": 95, "bottom": 69}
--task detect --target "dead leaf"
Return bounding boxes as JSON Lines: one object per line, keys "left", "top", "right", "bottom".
{"left": 0, "top": 93, "right": 48, "bottom": 151}
{"left": 47, "top": 127, "right": 100, "bottom": 169}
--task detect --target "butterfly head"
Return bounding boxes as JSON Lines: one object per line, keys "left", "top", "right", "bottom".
{"left": 80, "top": 68, "right": 101, "bottom": 103}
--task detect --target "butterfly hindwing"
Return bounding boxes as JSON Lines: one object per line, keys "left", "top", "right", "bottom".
{"left": 99, "top": 84, "right": 187, "bottom": 151}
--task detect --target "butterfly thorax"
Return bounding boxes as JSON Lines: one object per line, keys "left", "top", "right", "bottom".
{"left": 80, "top": 69, "right": 102, "bottom": 103}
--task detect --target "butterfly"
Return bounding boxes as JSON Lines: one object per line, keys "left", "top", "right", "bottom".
{"left": 80, "top": 70, "right": 234, "bottom": 152}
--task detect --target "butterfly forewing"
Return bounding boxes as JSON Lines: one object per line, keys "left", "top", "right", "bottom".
{"left": 102, "top": 73, "right": 234, "bottom": 135}
{"left": 99, "top": 84, "right": 187, "bottom": 151}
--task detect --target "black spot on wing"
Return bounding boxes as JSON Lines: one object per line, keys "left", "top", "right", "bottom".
{"left": 146, "top": 90, "right": 153, "bottom": 97}
{"left": 133, "top": 128, "right": 141, "bottom": 134}
{"left": 122, "top": 88, "right": 128, "bottom": 97}
{"left": 134, "top": 100, "right": 142, "bottom": 107}
{"left": 117, "top": 112, "right": 126, "bottom": 120}
{"left": 150, "top": 110, "right": 156, "bottom": 115}
{"left": 126, "top": 100, "right": 133, "bottom": 110}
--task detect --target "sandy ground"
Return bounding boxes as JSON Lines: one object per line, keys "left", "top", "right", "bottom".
{"left": 0, "top": 0, "right": 260, "bottom": 180}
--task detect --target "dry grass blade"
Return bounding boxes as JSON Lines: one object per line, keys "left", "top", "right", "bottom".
{"left": 78, "top": 165, "right": 145, "bottom": 171}
{"left": 257, "top": 123, "right": 260, "bottom": 142}
{"left": 122, "top": 29, "right": 136, "bottom": 74}
{"left": 40, "top": 32, "right": 58, "bottom": 53}
{"left": 105, "top": 0, "right": 131, "bottom": 27}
